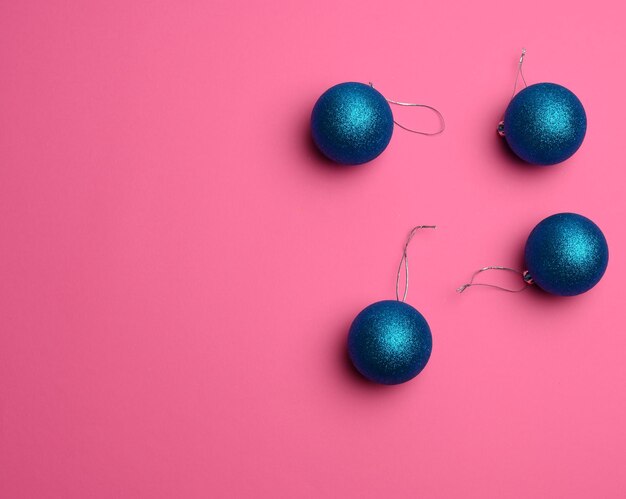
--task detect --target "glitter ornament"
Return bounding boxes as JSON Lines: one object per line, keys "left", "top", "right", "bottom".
{"left": 348, "top": 300, "right": 432, "bottom": 385}
{"left": 524, "top": 213, "right": 608, "bottom": 296}
{"left": 458, "top": 213, "right": 608, "bottom": 297}
{"left": 498, "top": 50, "right": 587, "bottom": 166}
{"left": 311, "top": 82, "right": 444, "bottom": 165}
{"left": 348, "top": 226, "right": 435, "bottom": 385}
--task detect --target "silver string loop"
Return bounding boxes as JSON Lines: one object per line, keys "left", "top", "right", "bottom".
{"left": 511, "top": 48, "right": 528, "bottom": 100}
{"left": 457, "top": 266, "right": 533, "bottom": 294}
{"left": 396, "top": 225, "right": 436, "bottom": 302}
{"left": 498, "top": 48, "right": 529, "bottom": 136}
{"left": 369, "top": 82, "right": 446, "bottom": 136}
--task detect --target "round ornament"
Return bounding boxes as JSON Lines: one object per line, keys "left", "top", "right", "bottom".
{"left": 347, "top": 226, "right": 436, "bottom": 385}
{"left": 348, "top": 300, "right": 432, "bottom": 385}
{"left": 311, "top": 82, "right": 394, "bottom": 165}
{"left": 502, "top": 83, "right": 587, "bottom": 165}
{"left": 458, "top": 213, "right": 608, "bottom": 297}
{"left": 524, "top": 213, "right": 608, "bottom": 296}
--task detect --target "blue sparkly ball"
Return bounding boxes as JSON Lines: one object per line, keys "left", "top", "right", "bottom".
{"left": 348, "top": 300, "right": 432, "bottom": 385}
{"left": 503, "top": 83, "right": 587, "bottom": 165}
{"left": 311, "top": 82, "right": 394, "bottom": 165}
{"left": 525, "top": 213, "right": 608, "bottom": 296}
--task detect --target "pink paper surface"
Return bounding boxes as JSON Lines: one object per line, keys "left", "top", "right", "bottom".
{"left": 1, "top": 1, "right": 625, "bottom": 497}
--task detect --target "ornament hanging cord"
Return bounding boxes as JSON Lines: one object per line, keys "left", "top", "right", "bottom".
{"left": 456, "top": 266, "right": 533, "bottom": 294}
{"left": 498, "top": 48, "right": 528, "bottom": 134}
{"left": 511, "top": 48, "right": 528, "bottom": 100}
{"left": 396, "top": 225, "right": 437, "bottom": 302}
{"left": 369, "top": 83, "right": 446, "bottom": 136}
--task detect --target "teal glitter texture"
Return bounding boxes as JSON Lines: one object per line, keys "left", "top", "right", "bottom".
{"left": 503, "top": 83, "right": 586, "bottom": 165}
{"left": 525, "top": 213, "right": 608, "bottom": 296}
{"left": 348, "top": 300, "right": 432, "bottom": 385}
{"left": 311, "top": 82, "right": 393, "bottom": 165}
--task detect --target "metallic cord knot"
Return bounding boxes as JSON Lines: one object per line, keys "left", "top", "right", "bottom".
{"left": 497, "top": 120, "right": 506, "bottom": 137}
{"left": 523, "top": 270, "right": 534, "bottom": 284}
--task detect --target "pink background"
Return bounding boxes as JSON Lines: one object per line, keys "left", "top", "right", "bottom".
{"left": 1, "top": 1, "right": 625, "bottom": 497}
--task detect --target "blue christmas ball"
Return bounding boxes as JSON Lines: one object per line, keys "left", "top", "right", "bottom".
{"left": 348, "top": 300, "right": 432, "bottom": 385}
{"left": 311, "top": 82, "right": 394, "bottom": 165}
{"left": 503, "top": 83, "right": 587, "bottom": 165}
{"left": 525, "top": 213, "right": 608, "bottom": 296}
